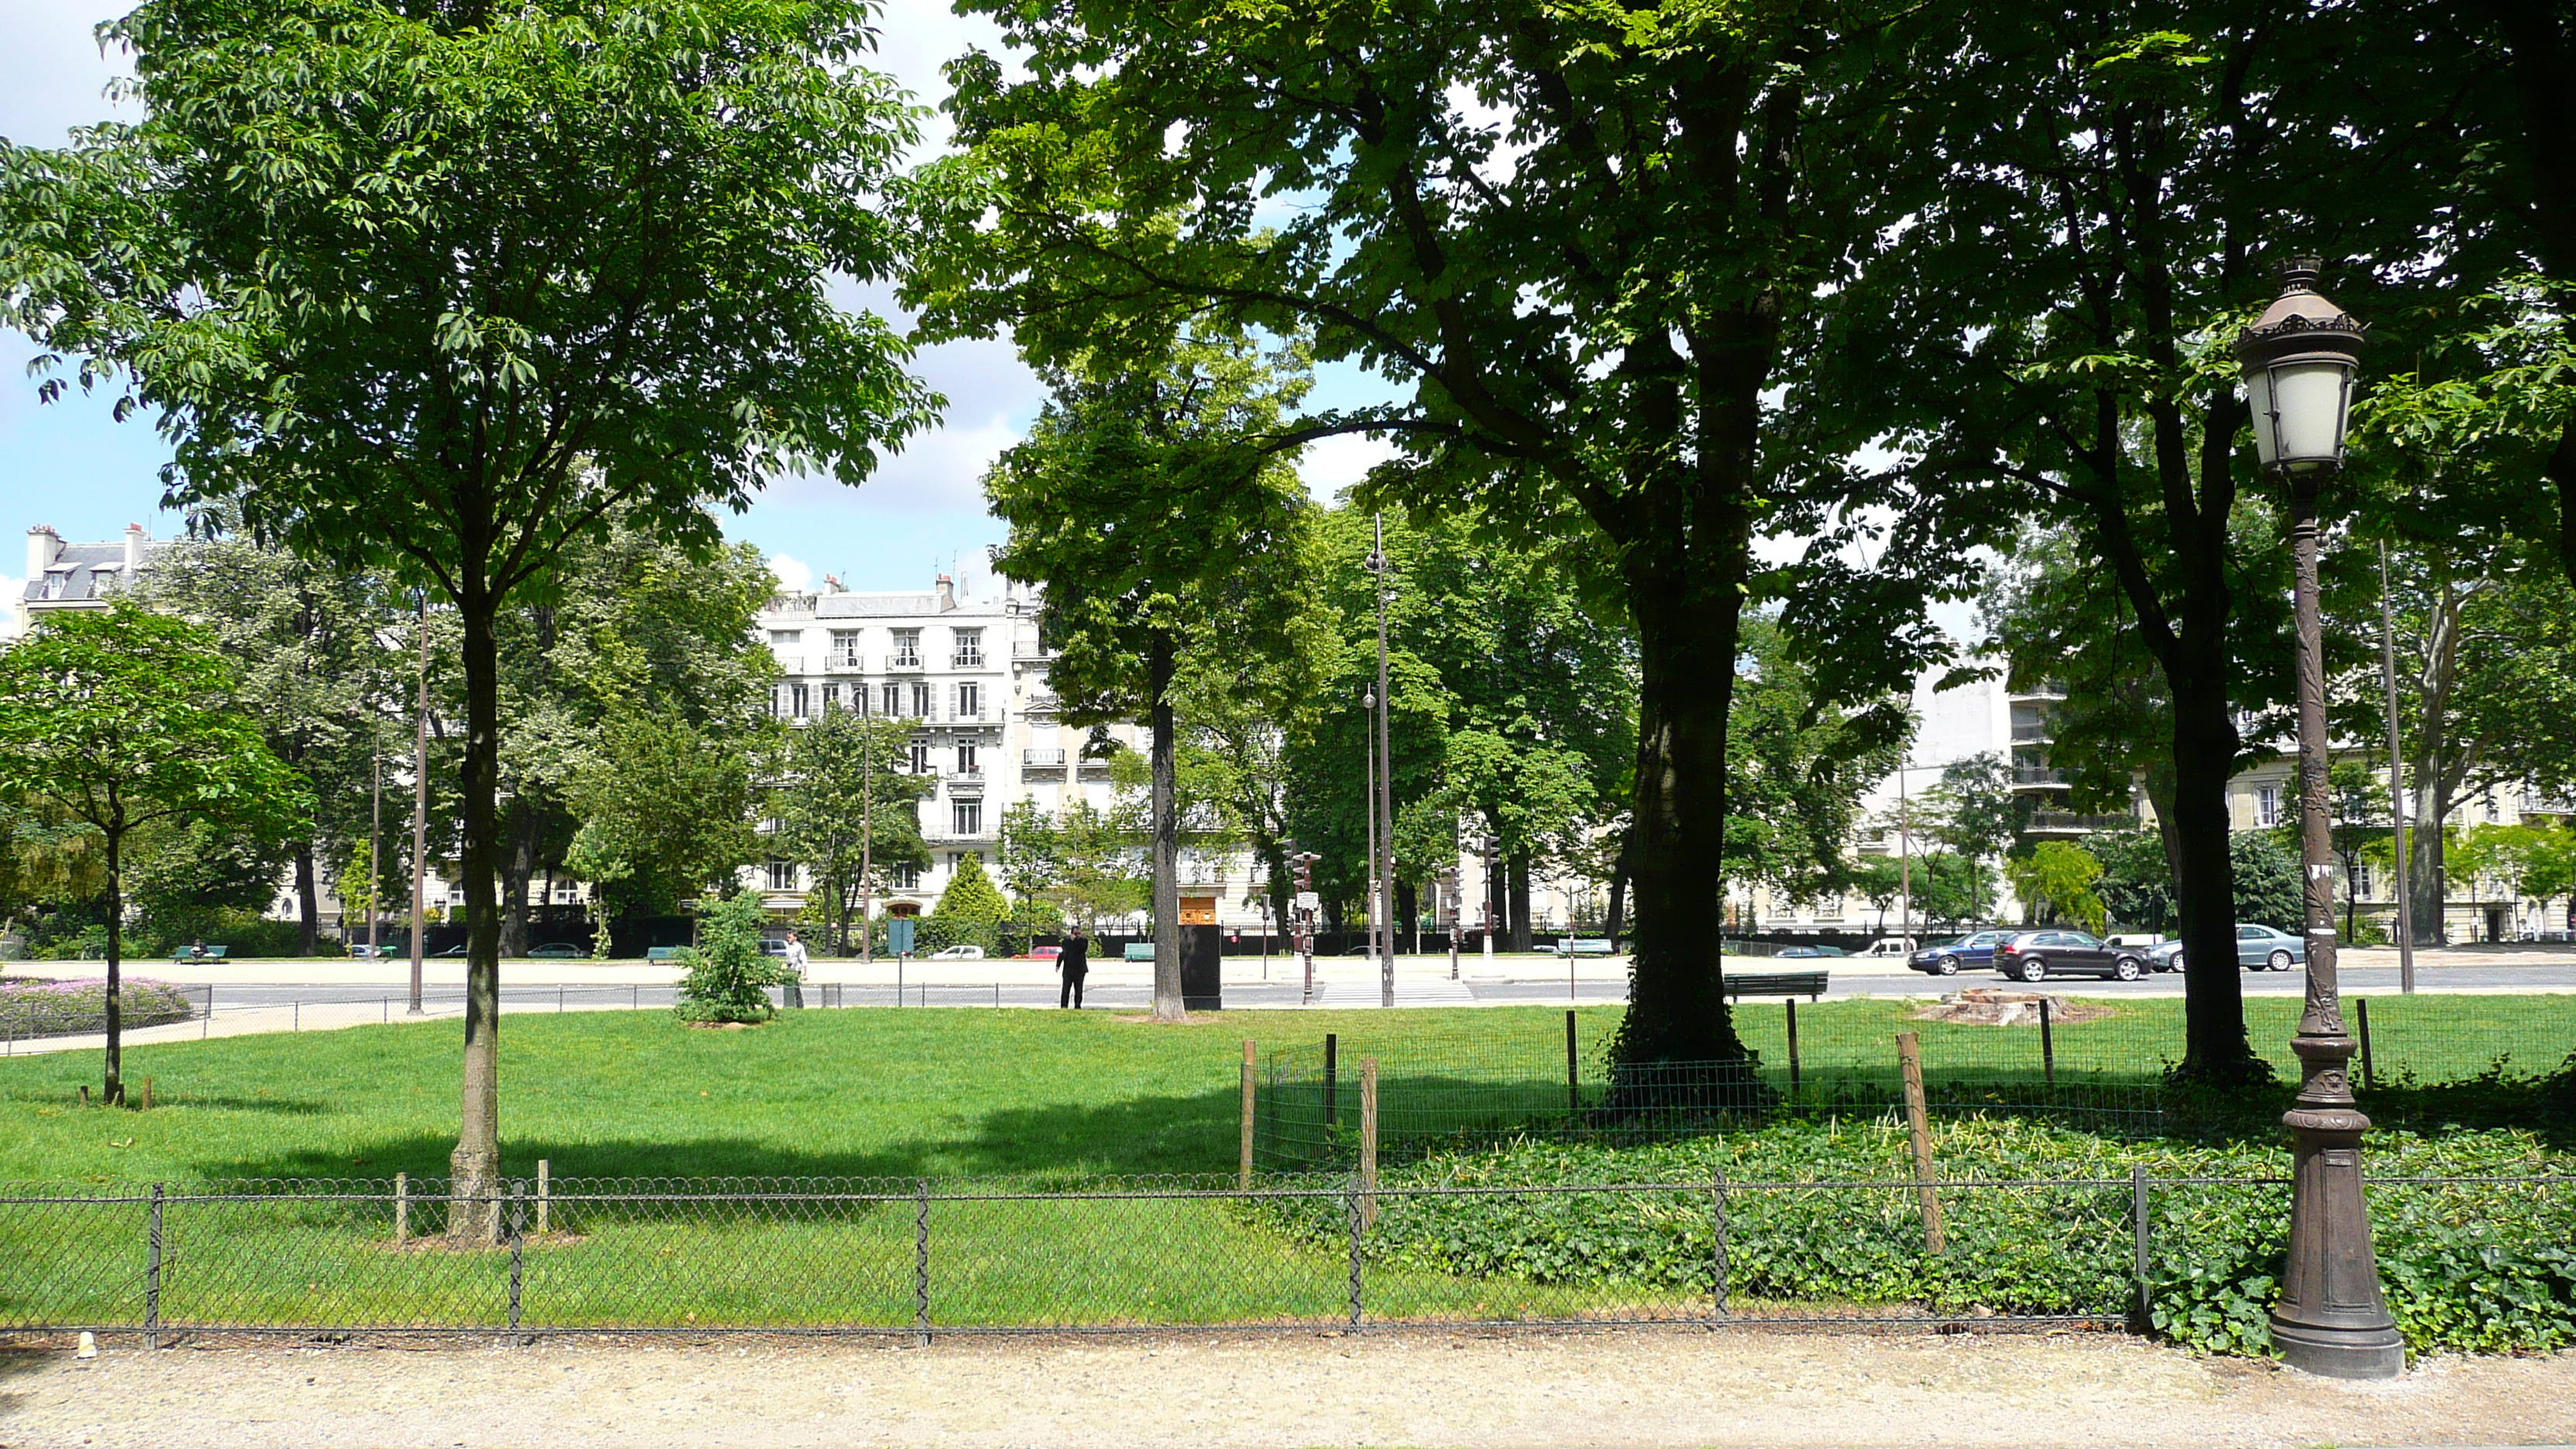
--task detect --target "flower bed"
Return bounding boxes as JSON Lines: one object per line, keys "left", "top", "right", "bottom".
{"left": 0, "top": 977, "right": 199, "bottom": 1038}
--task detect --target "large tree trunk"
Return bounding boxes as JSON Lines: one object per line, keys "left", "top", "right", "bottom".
{"left": 1605, "top": 826, "right": 1632, "bottom": 952}
{"left": 2165, "top": 673, "right": 2259, "bottom": 1083}
{"left": 1148, "top": 633, "right": 1183, "bottom": 1022}
{"left": 1506, "top": 854, "right": 1533, "bottom": 954}
{"left": 1614, "top": 541, "right": 1756, "bottom": 1073}
{"left": 103, "top": 815, "right": 125, "bottom": 1106}
{"left": 498, "top": 800, "right": 540, "bottom": 959}
{"left": 293, "top": 843, "right": 320, "bottom": 956}
{"left": 452, "top": 577, "right": 505, "bottom": 1240}
{"left": 2408, "top": 790, "right": 2451, "bottom": 945}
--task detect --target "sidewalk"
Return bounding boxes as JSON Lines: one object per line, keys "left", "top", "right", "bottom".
{"left": 3, "top": 1330, "right": 2570, "bottom": 1449}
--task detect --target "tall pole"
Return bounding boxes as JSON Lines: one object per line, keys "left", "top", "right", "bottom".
{"left": 1370, "top": 514, "right": 1396, "bottom": 1009}
{"left": 2242, "top": 259, "right": 2400, "bottom": 1379}
{"left": 1362, "top": 684, "right": 1379, "bottom": 980}
{"left": 368, "top": 747, "right": 384, "bottom": 958}
{"left": 861, "top": 685, "right": 875, "bottom": 966}
{"left": 407, "top": 594, "right": 430, "bottom": 1016}
{"left": 1898, "top": 768, "right": 1913, "bottom": 945}
{"left": 2378, "top": 543, "right": 2414, "bottom": 993}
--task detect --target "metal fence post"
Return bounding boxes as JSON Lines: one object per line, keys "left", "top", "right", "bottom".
{"left": 2040, "top": 997, "right": 2056, "bottom": 1087}
{"left": 2131, "top": 1163, "right": 2152, "bottom": 1332}
{"left": 1345, "top": 1177, "right": 1364, "bottom": 1331}
{"left": 1709, "top": 1166, "right": 1728, "bottom": 1324}
{"left": 1784, "top": 1001, "right": 1800, "bottom": 1098}
{"left": 508, "top": 1182, "right": 525, "bottom": 1331}
{"left": 2355, "top": 997, "right": 2376, "bottom": 1091}
{"left": 144, "top": 1183, "right": 164, "bottom": 1349}
{"left": 913, "top": 1180, "right": 931, "bottom": 1344}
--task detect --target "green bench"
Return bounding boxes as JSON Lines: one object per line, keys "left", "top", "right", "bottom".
{"left": 1122, "top": 943, "right": 1156, "bottom": 962}
{"left": 1722, "top": 970, "right": 1828, "bottom": 1002}
{"left": 170, "top": 945, "right": 230, "bottom": 964}
{"left": 645, "top": 945, "right": 687, "bottom": 963}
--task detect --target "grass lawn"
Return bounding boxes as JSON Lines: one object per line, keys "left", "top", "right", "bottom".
{"left": 1, "top": 999, "right": 2566, "bottom": 1331}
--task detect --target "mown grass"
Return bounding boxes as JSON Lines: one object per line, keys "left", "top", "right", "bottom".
{"left": 1, "top": 998, "right": 2566, "bottom": 1331}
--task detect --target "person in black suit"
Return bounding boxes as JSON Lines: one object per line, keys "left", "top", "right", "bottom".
{"left": 1058, "top": 926, "right": 1089, "bottom": 1009}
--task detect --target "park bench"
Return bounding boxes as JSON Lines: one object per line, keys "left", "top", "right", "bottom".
{"left": 1721, "top": 970, "right": 1828, "bottom": 1002}
{"left": 644, "top": 945, "right": 687, "bottom": 963}
{"left": 170, "top": 945, "right": 229, "bottom": 964}
{"left": 1122, "top": 943, "right": 1156, "bottom": 962}
{"left": 1547, "top": 937, "right": 1615, "bottom": 956}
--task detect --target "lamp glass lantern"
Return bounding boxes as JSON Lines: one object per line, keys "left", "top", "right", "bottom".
{"left": 2233, "top": 257, "right": 2365, "bottom": 471}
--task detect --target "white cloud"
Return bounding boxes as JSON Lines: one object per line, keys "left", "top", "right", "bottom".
{"left": 769, "top": 553, "right": 815, "bottom": 591}
{"left": 1297, "top": 433, "right": 1399, "bottom": 502}
{"left": 0, "top": 579, "right": 22, "bottom": 640}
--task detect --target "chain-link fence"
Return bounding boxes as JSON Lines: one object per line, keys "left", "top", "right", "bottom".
{"left": 1256, "top": 999, "right": 2576, "bottom": 1168}
{"left": 4, "top": 1170, "right": 2564, "bottom": 1338}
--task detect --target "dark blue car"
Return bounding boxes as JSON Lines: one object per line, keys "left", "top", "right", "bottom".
{"left": 1907, "top": 930, "right": 2011, "bottom": 976}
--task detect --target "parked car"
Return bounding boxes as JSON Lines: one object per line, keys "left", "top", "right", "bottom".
{"left": 525, "top": 943, "right": 588, "bottom": 960}
{"left": 1026, "top": 945, "right": 1062, "bottom": 961}
{"left": 1993, "top": 929, "right": 2149, "bottom": 983}
{"left": 2147, "top": 924, "right": 2306, "bottom": 975}
{"left": 927, "top": 944, "right": 985, "bottom": 961}
{"left": 1859, "top": 937, "right": 1919, "bottom": 958}
{"left": 1774, "top": 945, "right": 1822, "bottom": 958}
{"left": 758, "top": 938, "right": 790, "bottom": 958}
{"left": 1907, "top": 930, "right": 2010, "bottom": 976}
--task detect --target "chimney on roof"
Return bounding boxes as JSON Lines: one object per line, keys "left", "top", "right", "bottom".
{"left": 123, "top": 522, "right": 147, "bottom": 575}
{"left": 27, "top": 526, "right": 60, "bottom": 584}
{"left": 935, "top": 574, "right": 956, "bottom": 611}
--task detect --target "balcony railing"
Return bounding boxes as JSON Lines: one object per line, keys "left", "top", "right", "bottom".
{"left": 2012, "top": 767, "right": 2069, "bottom": 786}
{"left": 825, "top": 652, "right": 863, "bottom": 671}
{"left": 2024, "top": 810, "right": 2136, "bottom": 834}
{"left": 889, "top": 651, "right": 923, "bottom": 670}
{"left": 1023, "top": 748, "right": 1068, "bottom": 768}
{"left": 2009, "top": 722, "right": 2053, "bottom": 742}
{"left": 951, "top": 651, "right": 985, "bottom": 668}
{"left": 1012, "top": 640, "right": 1049, "bottom": 659}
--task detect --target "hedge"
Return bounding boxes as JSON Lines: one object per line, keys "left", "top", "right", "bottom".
{"left": 1240, "top": 1116, "right": 2576, "bottom": 1357}
{"left": 0, "top": 978, "right": 199, "bottom": 1038}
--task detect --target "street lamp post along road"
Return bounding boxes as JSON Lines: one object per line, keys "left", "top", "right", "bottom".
{"left": 2235, "top": 257, "right": 2403, "bottom": 1380}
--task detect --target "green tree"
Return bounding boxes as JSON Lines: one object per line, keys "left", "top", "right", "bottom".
{"left": 673, "top": 888, "right": 789, "bottom": 1026}
{"left": 561, "top": 709, "right": 759, "bottom": 928}
{"left": 982, "top": 328, "right": 1309, "bottom": 1020}
{"left": 2003, "top": 841, "right": 2108, "bottom": 933}
{"left": 0, "top": 0, "right": 933, "bottom": 1206}
{"left": 2231, "top": 829, "right": 2305, "bottom": 932}
{"left": 0, "top": 601, "right": 309, "bottom": 1101}
{"left": 2091, "top": 831, "right": 2180, "bottom": 936}
{"left": 913, "top": 0, "right": 1971, "bottom": 1077}
{"left": 138, "top": 522, "right": 397, "bottom": 954}
{"left": 776, "top": 707, "right": 929, "bottom": 955}
{"left": 999, "top": 798, "right": 1149, "bottom": 933}
{"left": 1920, "top": 753, "right": 2035, "bottom": 865}
{"left": 925, "top": 853, "right": 1011, "bottom": 954}
{"left": 1726, "top": 613, "right": 1908, "bottom": 915}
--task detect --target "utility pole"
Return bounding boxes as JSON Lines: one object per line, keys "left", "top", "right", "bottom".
{"left": 1368, "top": 514, "right": 1396, "bottom": 1009}
{"left": 407, "top": 594, "right": 430, "bottom": 1016}
{"left": 1441, "top": 864, "right": 1461, "bottom": 980}
{"left": 1898, "top": 766, "right": 1913, "bottom": 947}
{"left": 1362, "top": 683, "right": 1379, "bottom": 978}
{"left": 1292, "top": 851, "right": 1321, "bottom": 1005}
{"left": 2378, "top": 542, "right": 2414, "bottom": 993}
{"left": 861, "top": 685, "right": 875, "bottom": 965}
{"left": 368, "top": 746, "right": 384, "bottom": 958}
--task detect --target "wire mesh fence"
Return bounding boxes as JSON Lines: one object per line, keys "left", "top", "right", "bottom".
{"left": 1256, "top": 996, "right": 2576, "bottom": 1168}
{"left": 5, "top": 1170, "right": 2562, "bottom": 1336}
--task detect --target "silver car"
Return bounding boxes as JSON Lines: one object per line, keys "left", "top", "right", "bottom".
{"left": 2147, "top": 923, "right": 2307, "bottom": 974}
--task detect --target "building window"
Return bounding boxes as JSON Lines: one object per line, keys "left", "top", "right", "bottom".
{"left": 881, "top": 682, "right": 902, "bottom": 717}
{"left": 954, "top": 800, "right": 982, "bottom": 836}
{"left": 910, "top": 740, "right": 932, "bottom": 775}
{"left": 955, "top": 742, "right": 979, "bottom": 776}
{"left": 891, "top": 629, "right": 923, "bottom": 667}
{"left": 909, "top": 680, "right": 932, "bottom": 718}
{"left": 2486, "top": 794, "right": 2502, "bottom": 823}
{"left": 769, "top": 629, "right": 802, "bottom": 648}
{"left": 765, "top": 859, "right": 796, "bottom": 891}
{"left": 781, "top": 682, "right": 809, "bottom": 719}
{"left": 956, "top": 681, "right": 981, "bottom": 719}
{"left": 2357, "top": 862, "right": 2375, "bottom": 899}
{"left": 830, "top": 629, "right": 861, "bottom": 667}
{"left": 952, "top": 629, "right": 985, "bottom": 667}
{"left": 890, "top": 862, "right": 920, "bottom": 889}
{"left": 822, "top": 683, "right": 841, "bottom": 712}
{"left": 2255, "top": 785, "right": 2280, "bottom": 829}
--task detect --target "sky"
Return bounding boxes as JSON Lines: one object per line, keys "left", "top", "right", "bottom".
{"left": 0, "top": 0, "right": 1403, "bottom": 610}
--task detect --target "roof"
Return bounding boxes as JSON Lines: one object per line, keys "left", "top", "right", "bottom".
{"left": 24, "top": 540, "right": 173, "bottom": 607}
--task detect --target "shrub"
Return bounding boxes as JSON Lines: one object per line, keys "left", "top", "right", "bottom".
{"left": 927, "top": 855, "right": 1008, "bottom": 952}
{"left": 673, "top": 889, "right": 790, "bottom": 1024}
{"left": 1238, "top": 1118, "right": 2576, "bottom": 1357}
{"left": 0, "top": 977, "right": 198, "bottom": 1037}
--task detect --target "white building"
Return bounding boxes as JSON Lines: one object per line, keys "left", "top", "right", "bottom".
{"left": 19, "top": 523, "right": 170, "bottom": 632}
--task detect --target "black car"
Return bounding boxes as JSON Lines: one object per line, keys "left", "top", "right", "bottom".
{"left": 1992, "top": 929, "right": 2147, "bottom": 983}
{"left": 1908, "top": 930, "right": 2010, "bottom": 976}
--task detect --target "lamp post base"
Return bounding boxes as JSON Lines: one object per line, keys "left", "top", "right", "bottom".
{"left": 2269, "top": 1315, "right": 2406, "bottom": 1379}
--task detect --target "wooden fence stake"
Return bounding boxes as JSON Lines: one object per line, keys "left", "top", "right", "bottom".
{"left": 2039, "top": 997, "right": 2055, "bottom": 1086}
{"left": 1897, "top": 1031, "right": 1945, "bottom": 1253}
{"left": 1785, "top": 1001, "right": 1800, "bottom": 1097}
{"left": 1239, "top": 1040, "right": 1257, "bottom": 1190}
{"left": 393, "top": 1172, "right": 410, "bottom": 1243}
{"left": 1359, "top": 1057, "right": 1379, "bottom": 1231}
{"left": 1324, "top": 1032, "right": 1339, "bottom": 1129}
{"left": 1565, "top": 1010, "right": 1580, "bottom": 1115}
{"left": 536, "top": 1158, "right": 551, "bottom": 1236}
{"left": 139, "top": 1077, "right": 153, "bottom": 1112}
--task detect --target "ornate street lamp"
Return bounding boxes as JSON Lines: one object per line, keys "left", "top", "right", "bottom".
{"left": 2234, "top": 258, "right": 2403, "bottom": 1379}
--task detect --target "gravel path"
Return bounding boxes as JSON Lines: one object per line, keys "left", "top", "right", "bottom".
{"left": 5, "top": 1331, "right": 2574, "bottom": 1448}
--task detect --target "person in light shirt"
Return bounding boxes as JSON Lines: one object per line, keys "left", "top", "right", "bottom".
{"left": 783, "top": 930, "right": 808, "bottom": 1009}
